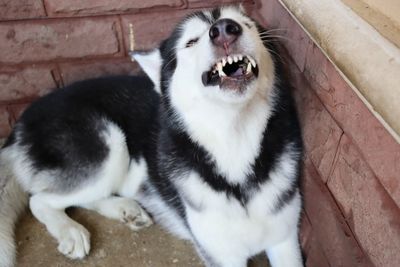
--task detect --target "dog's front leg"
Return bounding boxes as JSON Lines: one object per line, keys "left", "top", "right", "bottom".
{"left": 193, "top": 243, "right": 247, "bottom": 267}
{"left": 266, "top": 229, "right": 303, "bottom": 267}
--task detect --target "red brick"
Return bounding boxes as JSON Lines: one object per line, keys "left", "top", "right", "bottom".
{"left": 0, "top": 17, "right": 122, "bottom": 64}
{"left": 8, "top": 103, "right": 29, "bottom": 124}
{"left": 292, "top": 66, "right": 343, "bottom": 183}
{"left": 0, "top": 0, "right": 45, "bottom": 21}
{"left": 328, "top": 134, "right": 400, "bottom": 267}
{"left": 303, "top": 158, "right": 372, "bottom": 267}
{"left": 0, "top": 106, "right": 11, "bottom": 138}
{"left": 0, "top": 66, "right": 57, "bottom": 102}
{"left": 187, "top": 0, "right": 251, "bottom": 9}
{"left": 59, "top": 59, "right": 141, "bottom": 86}
{"left": 251, "top": 0, "right": 312, "bottom": 72}
{"left": 44, "top": 0, "right": 184, "bottom": 17}
{"left": 304, "top": 42, "right": 400, "bottom": 208}
{"left": 121, "top": 10, "right": 194, "bottom": 52}
{"left": 299, "top": 212, "right": 312, "bottom": 253}
{"left": 305, "top": 236, "right": 330, "bottom": 267}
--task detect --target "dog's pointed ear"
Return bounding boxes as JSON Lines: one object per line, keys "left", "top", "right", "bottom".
{"left": 238, "top": 4, "right": 246, "bottom": 13}
{"left": 130, "top": 49, "right": 162, "bottom": 93}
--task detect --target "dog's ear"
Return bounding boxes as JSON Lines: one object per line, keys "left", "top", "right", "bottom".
{"left": 238, "top": 4, "right": 246, "bottom": 13}
{"left": 130, "top": 49, "right": 161, "bottom": 93}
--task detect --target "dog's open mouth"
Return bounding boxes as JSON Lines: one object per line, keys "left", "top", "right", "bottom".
{"left": 201, "top": 54, "right": 259, "bottom": 90}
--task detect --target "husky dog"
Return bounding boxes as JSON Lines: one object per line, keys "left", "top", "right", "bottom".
{"left": 0, "top": 6, "right": 303, "bottom": 267}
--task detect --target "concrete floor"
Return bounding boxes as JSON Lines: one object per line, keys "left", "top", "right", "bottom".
{"left": 15, "top": 208, "right": 270, "bottom": 267}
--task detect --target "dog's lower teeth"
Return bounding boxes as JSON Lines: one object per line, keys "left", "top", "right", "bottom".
{"left": 246, "top": 63, "right": 252, "bottom": 74}
{"left": 249, "top": 57, "right": 256, "bottom": 68}
{"left": 209, "top": 55, "right": 257, "bottom": 79}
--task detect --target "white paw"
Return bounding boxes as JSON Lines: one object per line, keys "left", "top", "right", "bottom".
{"left": 118, "top": 200, "right": 153, "bottom": 231}
{"left": 57, "top": 223, "right": 91, "bottom": 259}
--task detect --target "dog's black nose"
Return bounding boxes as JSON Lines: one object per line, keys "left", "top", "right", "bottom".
{"left": 209, "top": 19, "right": 242, "bottom": 47}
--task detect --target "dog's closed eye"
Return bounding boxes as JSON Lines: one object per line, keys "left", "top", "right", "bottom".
{"left": 185, "top": 38, "right": 199, "bottom": 48}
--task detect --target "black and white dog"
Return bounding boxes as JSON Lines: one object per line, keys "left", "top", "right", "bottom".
{"left": 0, "top": 6, "right": 303, "bottom": 267}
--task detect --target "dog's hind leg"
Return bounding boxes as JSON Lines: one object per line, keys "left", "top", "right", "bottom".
{"left": 27, "top": 123, "right": 133, "bottom": 259}
{"left": 29, "top": 194, "right": 91, "bottom": 259}
{"left": 81, "top": 156, "right": 153, "bottom": 230}
{"left": 81, "top": 196, "right": 152, "bottom": 231}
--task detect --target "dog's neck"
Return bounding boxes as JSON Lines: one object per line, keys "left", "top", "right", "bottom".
{"left": 168, "top": 83, "right": 274, "bottom": 184}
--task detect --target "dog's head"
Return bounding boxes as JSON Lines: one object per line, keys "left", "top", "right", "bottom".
{"left": 132, "top": 6, "right": 275, "bottom": 105}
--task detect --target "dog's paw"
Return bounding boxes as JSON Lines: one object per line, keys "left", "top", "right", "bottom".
{"left": 57, "top": 223, "right": 91, "bottom": 259}
{"left": 118, "top": 200, "right": 153, "bottom": 231}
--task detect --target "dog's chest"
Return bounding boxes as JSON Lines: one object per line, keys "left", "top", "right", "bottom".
{"left": 177, "top": 172, "right": 292, "bottom": 253}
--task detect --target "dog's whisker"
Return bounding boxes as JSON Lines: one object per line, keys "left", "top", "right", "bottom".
{"left": 258, "top": 28, "right": 287, "bottom": 35}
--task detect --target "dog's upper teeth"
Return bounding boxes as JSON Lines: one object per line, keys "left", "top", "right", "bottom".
{"left": 222, "top": 58, "right": 226, "bottom": 67}
{"left": 227, "top": 56, "right": 233, "bottom": 65}
{"left": 238, "top": 55, "right": 243, "bottom": 61}
{"left": 246, "top": 62, "right": 252, "bottom": 74}
{"left": 216, "top": 62, "right": 226, "bottom": 77}
{"left": 233, "top": 55, "right": 238, "bottom": 62}
{"left": 217, "top": 62, "right": 223, "bottom": 71}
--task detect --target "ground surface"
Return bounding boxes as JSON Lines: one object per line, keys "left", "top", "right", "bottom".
{"left": 15, "top": 208, "right": 269, "bottom": 267}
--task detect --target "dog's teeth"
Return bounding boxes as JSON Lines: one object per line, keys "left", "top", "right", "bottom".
{"left": 222, "top": 58, "right": 226, "bottom": 67}
{"left": 233, "top": 55, "right": 238, "bottom": 62}
{"left": 238, "top": 55, "right": 243, "bottom": 61}
{"left": 217, "top": 62, "right": 223, "bottom": 71}
{"left": 218, "top": 68, "right": 226, "bottom": 77}
{"left": 249, "top": 57, "right": 256, "bottom": 68}
{"left": 246, "top": 62, "right": 252, "bottom": 74}
{"left": 227, "top": 56, "right": 233, "bottom": 65}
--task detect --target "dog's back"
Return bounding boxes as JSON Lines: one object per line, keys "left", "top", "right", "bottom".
{"left": 0, "top": 75, "right": 158, "bottom": 265}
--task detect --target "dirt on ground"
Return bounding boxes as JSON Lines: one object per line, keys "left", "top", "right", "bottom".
{"left": 15, "top": 208, "right": 269, "bottom": 267}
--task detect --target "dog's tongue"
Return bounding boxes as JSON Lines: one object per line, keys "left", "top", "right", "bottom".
{"left": 230, "top": 67, "right": 244, "bottom": 77}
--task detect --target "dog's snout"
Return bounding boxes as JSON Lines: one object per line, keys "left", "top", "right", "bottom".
{"left": 209, "top": 19, "right": 242, "bottom": 47}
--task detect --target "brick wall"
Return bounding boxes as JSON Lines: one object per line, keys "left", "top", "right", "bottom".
{"left": 253, "top": 1, "right": 400, "bottom": 266}
{"left": 1, "top": 1, "right": 399, "bottom": 266}
{"left": 0, "top": 0, "right": 253, "bottom": 138}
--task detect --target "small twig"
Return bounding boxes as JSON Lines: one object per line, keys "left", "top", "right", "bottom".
{"left": 129, "top": 23, "right": 135, "bottom": 52}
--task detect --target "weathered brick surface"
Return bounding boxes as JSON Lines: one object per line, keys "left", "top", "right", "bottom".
{"left": 252, "top": 0, "right": 312, "bottom": 72}
{"left": 121, "top": 10, "right": 193, "bottom": 52}
{"left": 0, "top": 66, "right": 57, "bottom": 102}
{"left": 187, "top": 0, "right": 251, "bottom": 8}
{"left": 0, "top": 17, "right": 122, "bottom": 64}
{"left": 305, "top": 236, "right": 330, "bottom": 267}
{"left": 292, "top": 65, "right": 343, "bottom": 183}
{"left": 0, "top": 106, "right": 11, "bottom": 138}
{"left": 0, "top": 0, "right": 46, "bottom": 21}
{"left": 304, "top": 42, "right": 400, "bottom": 208}
{"left": 328, "top": 134, "right": 400, "bottom": 267}
{"left": 303, "top": 158, "right": 372, "bottom": 267}
{"left": 44, "top": 0, "right": 184, "bottom": 17}
{"left": 59, "top": 59, "right": 140, "bottom": 86}
{"left": 7, "top": 103, "right": 29, "bottom": 126}
{"left": 255, "top": 0, "right": 400, "bottom": 207}
{"left": 299, "top": 212, "right": 312, "bottom": 253}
